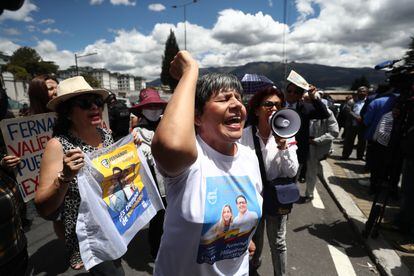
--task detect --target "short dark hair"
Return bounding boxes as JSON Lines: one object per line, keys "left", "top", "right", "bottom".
{"left": 236, "top": 195, "right": 247, "bottom": 204}
{"left": 195, "top": 73, "right": 243, "bottom": 115}
{"left": 287, "top": 82, "right": 304, "bottom": 95}
{"left": 246, "top": 86, "right": 284, "bottom": 126}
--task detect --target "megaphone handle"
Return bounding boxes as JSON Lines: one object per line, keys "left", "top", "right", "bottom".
{"left": 274, "top": 136, "right": 287, "bottom": 150}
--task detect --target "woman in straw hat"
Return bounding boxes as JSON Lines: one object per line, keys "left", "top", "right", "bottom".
{"left": 35, "top": 76, "right": 123, "bottom": 274}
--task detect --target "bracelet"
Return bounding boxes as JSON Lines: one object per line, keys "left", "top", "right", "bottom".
{"left": 57, "top": 171, "right": 74, "bottom": 184}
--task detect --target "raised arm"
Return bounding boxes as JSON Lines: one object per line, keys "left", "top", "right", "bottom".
{"left": 151, "top": 51, "right": 199, "bottom": 177}
{"left": 307, "top": 85, "right": 330, "bottom": 120}
{"left": 35, "top": 138, "right": 84, "bottom": 217}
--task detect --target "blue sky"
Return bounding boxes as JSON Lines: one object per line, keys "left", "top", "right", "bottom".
{"left": 0, "top": 0, "right": 413, "bottom": 80}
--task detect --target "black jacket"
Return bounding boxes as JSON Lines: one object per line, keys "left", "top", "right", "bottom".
{"left": 292, "top": 99, "right": 330, "bottom": 164}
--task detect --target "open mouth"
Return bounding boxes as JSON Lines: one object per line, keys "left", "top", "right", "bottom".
{"left": 225, "top": 115, "right": 242, "bottom": 125}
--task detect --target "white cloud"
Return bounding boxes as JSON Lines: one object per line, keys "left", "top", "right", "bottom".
{"left": 39, "top": 18, "right": 55, "bottom": 24}
{"left": 268, "top": 0, "right": 274, "bottom": 7}
{"left": 90, "top": 0, "right": 104, "bottom": 5}
{"left": 0, "top": 39, "right": 20, "bottom": 55}
{"left": 110, "top": 0, "right": 136, "bottom": 6}
{"left": 42, "top": 28, "right": 62, "bottom": 34}
{"left": 34, "top": 40, "right": 74, "bottom": 68}
{"left": 3, "top": 28, "right": 21, "bottom": 36}
{"left": 27, "top": 25, "right": 37, "bottom": 32}
{"left": 148, "top": 3, "right": 166, "bottom": 12}
{"left": 6, "top": 1, "right": 414, "bottom": 81}
{"left": 0, "top": 0, "right": 38, "bottom": 22}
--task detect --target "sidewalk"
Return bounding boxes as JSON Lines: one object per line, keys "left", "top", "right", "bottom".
{"left": 321, "top": 139, "right": 414, "bottom": 276}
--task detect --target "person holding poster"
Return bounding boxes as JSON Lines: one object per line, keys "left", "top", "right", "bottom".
{"left": 0, "top": 86, "right": 29, "bottom": 276}
{"left": 28, "top": 74, "right": 66, "bottom": 240}
{"left": 152, "top": 51, "right": 262, "bottom": 275}
{"left": 35, "top": 76, "right": 124, "bottom": 274}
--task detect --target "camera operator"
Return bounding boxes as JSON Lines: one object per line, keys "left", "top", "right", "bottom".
{"left": 391, "top": 67, "right": 414, "bottom": 252}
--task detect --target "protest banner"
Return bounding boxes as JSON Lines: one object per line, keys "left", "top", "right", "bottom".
{"left": 76, "top": 134, "right": 164, "bottom": 270}
{"left": 0, "top": 112, "right": 56, "bottom": 202}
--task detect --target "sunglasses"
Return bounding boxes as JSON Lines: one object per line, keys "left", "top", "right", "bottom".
{"left": 261, "top": 101, "right": 282, "bottom": 109}
{"left": 72, "top": 95, "right": 105, "bottom": 110}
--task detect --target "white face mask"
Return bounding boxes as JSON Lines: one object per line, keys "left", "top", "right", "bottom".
{"left": 142, "top": 109, "right": 163, "bottom": 121}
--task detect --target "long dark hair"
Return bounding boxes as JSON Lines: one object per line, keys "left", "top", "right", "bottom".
{"left": 28, "top": 74, "right": 58, "bottom": 114}
{"left": 246, "top": 86, "right": 285, "bottom": 126}
{"left": 52, "top": 99, "right": 74, "bottom": 136}
{"left": 0, "top": 86, "right": 9, "bottom": 119}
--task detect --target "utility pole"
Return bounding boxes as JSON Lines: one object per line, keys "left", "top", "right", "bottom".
{"left": 171, "top": 0, "right": 198, "bottom": 50}
{"left": 74, "top": 52, "right": 98, "bottom": 75}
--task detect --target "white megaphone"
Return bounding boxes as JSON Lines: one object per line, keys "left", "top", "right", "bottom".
{"left": 269, "top": 109, "right": 301, "bottom": 138}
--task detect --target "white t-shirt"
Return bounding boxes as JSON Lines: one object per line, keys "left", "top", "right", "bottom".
{"left": 154, "top": 136, "right": 263, "bottom": 276}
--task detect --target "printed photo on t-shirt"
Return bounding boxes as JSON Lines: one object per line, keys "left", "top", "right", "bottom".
{"left": 197, "top": 175, "right": 261, "bottom": 265}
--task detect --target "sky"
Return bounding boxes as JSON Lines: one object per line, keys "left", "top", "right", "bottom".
{"left": 1, "top": 0, "right": 413, "bottom": 81}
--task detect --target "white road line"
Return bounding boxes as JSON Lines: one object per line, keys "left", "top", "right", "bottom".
{"left": 328, "top": 244, "right": 357, "bottom": 276}
{"left": 312, "top": 188, "right": 325, "bottom": 209}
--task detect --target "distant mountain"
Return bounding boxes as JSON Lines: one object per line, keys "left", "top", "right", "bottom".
{"left": 148, "top": 61, "right": 387, "bottom": 89}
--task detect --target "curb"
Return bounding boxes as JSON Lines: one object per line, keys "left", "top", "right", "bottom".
{"left": 319, "top": 160, "right": 412, "bottom": 276}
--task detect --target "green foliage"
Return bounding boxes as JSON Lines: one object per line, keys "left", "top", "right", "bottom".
{"left": 6, "top": 46, "right": 59, "bottom": 80}
{"left": 350, "top": 75, "right": 370, "bottom": 91}
{"left": 81, "top": 73, "right": 101, "bottom": 88}
{"left": 161, "top": 29, "right": 180, "bottom": 92}
{"left": 4, "top": 64, "right": 29, "bottom": 80}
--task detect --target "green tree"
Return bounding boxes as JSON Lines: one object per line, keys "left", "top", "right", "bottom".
{"left": 81, "top": 73, "right": 100, "bottom": 88}
{"left": 350, "top": 75, "right": 370, "bottom": 91}
{"left": 5, "top": 46, "right": 59, "bottom": 80}
{"left": 404, "top": 36, "right": 414, "bottom": 64}
{"left": 161, "top": 29, "right": 180, "bottom": 92}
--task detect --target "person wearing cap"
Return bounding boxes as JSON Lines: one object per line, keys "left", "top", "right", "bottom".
{"left": 285, "top": 78, "right": 329, "bottom": 188}
{"left": 240, "top": 86, "right": 298, "bottom": 275}
{"left": 130, "top": 88, "right": 167, "bottom": 259}
{"left": 35, "top": 76, "right": 124, "bottom": 274}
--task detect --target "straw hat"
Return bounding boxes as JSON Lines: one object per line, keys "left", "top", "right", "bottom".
{"left": 47, "top": 76, "right": 109, "bottom": 111}
{"left": 130, "top": 88, "right": 167, "bottom": 111}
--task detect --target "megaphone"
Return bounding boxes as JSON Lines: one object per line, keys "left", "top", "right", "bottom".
{"left": 269, "top": 108, "right": 301, "bottom": 138}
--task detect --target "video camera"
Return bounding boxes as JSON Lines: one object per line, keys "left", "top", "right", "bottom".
{"left": 375, "top": 59, "right": 414, "bottom": 91}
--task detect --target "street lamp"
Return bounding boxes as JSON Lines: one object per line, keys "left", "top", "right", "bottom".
{"left": 171, "top": 0, "right": 198, "bottom": 50}
{"left": 74, "top": 52, "right": 98, "bottom": 75}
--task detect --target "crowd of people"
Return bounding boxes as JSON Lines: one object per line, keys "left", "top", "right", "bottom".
{"left": 0, "top": 50, "right": 413, "bottom": 276}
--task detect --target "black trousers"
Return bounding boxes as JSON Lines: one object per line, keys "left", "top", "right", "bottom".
{"left": 342, "top": 124, "right": 366, "bottom": 159}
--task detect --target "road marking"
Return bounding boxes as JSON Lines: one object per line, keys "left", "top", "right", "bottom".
{"left": 312, "top": 188, "right": 325, "bottom": 209}
{"left": 328, "top": 244, "right": 357, "bottom": 276}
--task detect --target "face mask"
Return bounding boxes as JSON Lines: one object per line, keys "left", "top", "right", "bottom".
{"left": 142, "top": 109, "right": 163, "bottom": 121}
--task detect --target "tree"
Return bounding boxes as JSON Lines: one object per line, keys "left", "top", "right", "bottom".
{"left": 5, "top": 46, "right": 58, "bottom": 80}
{"left": 161, "top": 29, "right": 180, "bottom": 92}
{"left": 81, "top": 73, "right": 100, "bottom": 88}
{"left": 350, "top": 75, "right": 370, "bottom": 91}
{"left": 404, "top": 36, "right": 414, "bottom": 65}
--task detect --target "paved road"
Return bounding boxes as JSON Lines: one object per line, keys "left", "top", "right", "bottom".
{"left": 26, "top": 177, "right": 377, "bottom": 275}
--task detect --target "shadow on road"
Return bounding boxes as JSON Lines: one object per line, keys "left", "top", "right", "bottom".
{"left": 122, "top": 228, "right": 154, "bottom": 274}
{"left": 293, "top": 220, "right": 367, "bottom": 258}
{"left": 27, "top": 238, "right": 87, "bottom": 275}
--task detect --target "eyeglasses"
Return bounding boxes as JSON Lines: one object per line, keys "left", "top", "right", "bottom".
{"left": 72, "top": 95, "right": 105, "bottom": 110}
{"left": 261, "top": 101, "right": 282, "bottom": 109}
